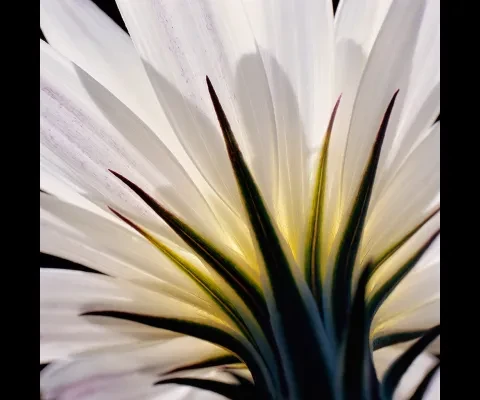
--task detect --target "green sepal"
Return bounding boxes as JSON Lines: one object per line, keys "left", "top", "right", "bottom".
{"left": 304, "top": 96, "right": 341, "bottom": 316}
{"left": 109, "top": 170, "right": 268, "bottom": 329}
{"left": 372, "top": 331, "right": 427, "bottom": 351}
{"left": 207, "top": 76, "right": 334, "bottom": 399}
{"left": 337, "top": 262, "right": 379, "bottom": 400}
{"left": 329, "top": 91, "right": 399, "bottom": 343}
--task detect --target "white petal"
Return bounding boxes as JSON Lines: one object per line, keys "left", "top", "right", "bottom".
{"left": 40, "top": 162, "right": 185, "bottom": 246}
{"left": 40, "top": 40, "right": 227, "bottom": 243}
{"left": 115, "top": 0, "right": 278, "bottom": 215}
{"left": 40, "top": 201, "right": 264, "bottom": 354}
{"left": 369, "top": 237, "right": 439, "bottom": 351}
{"left": 331, "top": 0, "right": 393, "bottom": 170}
{"left": 41, "top": 269, "right": 227, "bottom": 326}
{"left": 335, "top": 0, "right": 393, "bottom": 56}
{"left": 377, "top": 0, "right": 439, "bottom": 186}
{"left": 40, "top": 268, "right": 183, "bottom": 363}
{"left": 41, "top": 167, "right": 113, "bottom": 218}
{"left": 41, "top": 305, "right": 178, "bottom": 364}
{"left": 373, "top": 259, "right": 439, "bottom": 331}
{"left": 374, "top": 297, "right": 440, "bottom": 339}
{"left": 339, "top": 0, "right": 430, "bottom": 219}
{"left": 40, "top": 268, "right": 242, "bottom": 372}
{"left": 41, "top": 336, "right": 227, "bottom": 400}
{"left": 373, "top": 345, "right": 439, "bottom": 399}
{"left": 323, "top": 0, "right": 393, "bottom": 251}
{"left": 242, "top": 0, "right": 335, "bottom": 148}
{"left": 40, "top": 194, "right": 263, "bottom": 336}
{"left": 423, "top": 369, "right": 440, "bottom": 400}
{"left": 40, "top": 0, "right": 153, "bottom": 118}
{"left": 40, "top": 1, "right": 261, "bottom": 266}
{"left": 40, "top": 0, "right": 190, "bottom": 164}
{"left": 40, "top": 0, "right": 256, "bottom": 259}
{"left": 367, "top": 218, "right": 439, "bottom": 299}
{"left": 157, "top": 368, "right": 238, "bottom": 400}
{"left": 385, "top": 82, "right": 439, "bottom": 180}
{"left": 322, "top": 37, "right": 367, "bottom": 256}
{"left": 331, "top": 1, "right": 439, "bottom": 230}
{"left": 242, "top": 0, "right": 335, "bottom": 259}
{"left": 40, "top": 194, "right": 212, "bottom": 301}
{"left": 361, "top": 122, "right": 439, "bottom": 263}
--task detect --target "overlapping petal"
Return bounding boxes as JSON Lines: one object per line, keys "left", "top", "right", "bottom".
{"left": 40, "top": 0, "right": 439, "bottom": 398}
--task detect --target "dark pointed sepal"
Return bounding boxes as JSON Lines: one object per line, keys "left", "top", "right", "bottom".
{"left": 305, "top": 96, "right": 342, "bottom": 316}
{"left": 337, "top": 262, "right": 380, "bottom": 400}
{"left": 207, "top": 76, "right": 334, "bottom": 399}
{"left": 108, "top": 170, "right": 267, "bottom": 328}
{"left": 330, "top": 90, "right": 400, "bottom": 343}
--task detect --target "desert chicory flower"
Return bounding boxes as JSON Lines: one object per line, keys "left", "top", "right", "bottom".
{"left": 40, "top": 0, "right": 439, "bottom": 399}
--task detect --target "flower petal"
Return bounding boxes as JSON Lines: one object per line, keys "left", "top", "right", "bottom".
{"left": 372, "top": 345, "right": 439, "bottom": 399}
{"left": 324, "top": 0, "right": 393, "bottom": 250}
{"left": 339, "top": 0, "right": 432, "bottom": 221}
{"left": 242, "top": 0, "right": 335, "bottom": 259}
{"left": 40, "top": 40, "right": 227, "bottom": 243}
{"left": 40, "top": 268, "right": 235, "bottom": 366}
{"left": 376, "top": 0, "right": 439, "bottom": 191}
{"left": 41, "top": 336, "right": 227, "bottom": 400}
{"left": 335, "top": 0, "right": 393, "bottom": 55}
{"left": 41, "top": 297, "right": 178, "bottom": 364}
{"left": 373, "top": 257, "right": 439, "bottom": 332}
{"left": 330, "top": 1, "right": 439, "bottom": 241}
{"left": 41, "top": 269, "right": 227, "bottom": 327}
{"left": 366, "top": 220, "right": 439, "bottom": 312}
{"left": 385, "top": 82, "right": 439, "bottom": 181}
{"left": 361, "top": 122, "right": 440, "bottom": 264}
{"left": 417, "top": 368, "right": 440, "bottom": 400}
{"left": 115, "top": 0, "right": 278, "bottom": 216}
{"left": 40, "top": 0, "right": 185, "bottom": 157}
{"left": 40, "top": 194, "right": 212, "bottom": 298}
{"left": 371, "top": 250, "right": 440, "bottom": 354}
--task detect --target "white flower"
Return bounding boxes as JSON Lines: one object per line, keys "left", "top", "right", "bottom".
{"left": 40, "top": 0, "right": 439, "bottom": 399}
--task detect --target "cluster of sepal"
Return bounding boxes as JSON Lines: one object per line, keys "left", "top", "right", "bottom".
{"left": 65, "top": 78, "right": 439, "bottom": 400}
